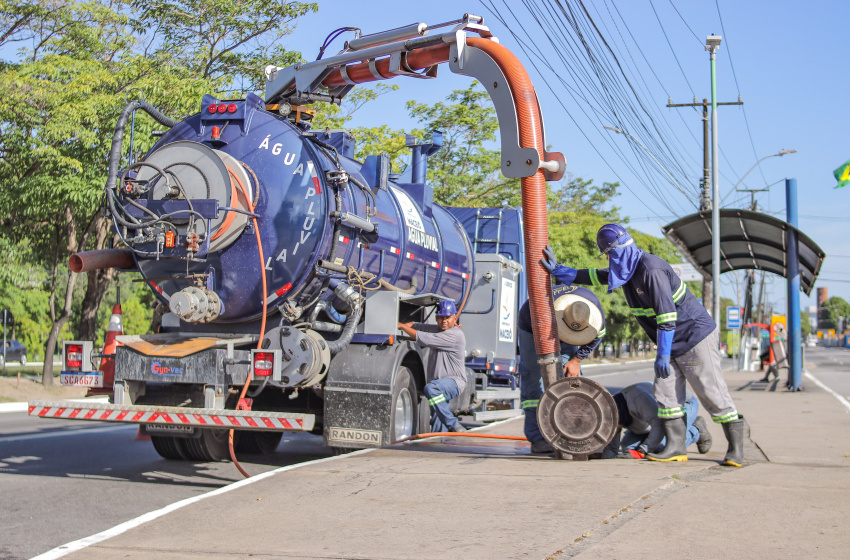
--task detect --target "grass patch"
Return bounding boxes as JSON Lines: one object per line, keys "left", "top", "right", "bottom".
{"left": 0, "top": 364, "right": 63, "bottom": 377}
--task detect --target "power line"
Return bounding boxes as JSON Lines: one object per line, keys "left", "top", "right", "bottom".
{"left": 648, "top": 0, "right": 696, "bottom": 97}
{"left": 667, "top": 0, "right": 703, "bottom": 45}
{"left": 483, "top": 0, "right": 696, "bottom": 215}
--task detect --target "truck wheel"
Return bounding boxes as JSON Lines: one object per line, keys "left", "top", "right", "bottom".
{"left": 236, "top": 431, "right": 282, "bottom": 455}
{"left": 391, "top": 367, "right": 417, "bottom": 443}
{"left": 183, "top": 428, "right": 232, "bottom": 462}
{"left": 150, "top": 436, "right": 188, "bottom": 460}
{"left": 19, "top": 354, "right": 26, "bottom": 366}
{"left": 417, "top": 394, "right": 431, "bottom": 435}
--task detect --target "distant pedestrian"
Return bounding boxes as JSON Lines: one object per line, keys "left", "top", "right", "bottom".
{"left": 541, "top": 223, "right": 744, "bottom": 466}
{"left": 398, "top": 300, "right": 467, "bottom": 433}
{"left": 517, "top": 282, "right": 606, "bottom": 453}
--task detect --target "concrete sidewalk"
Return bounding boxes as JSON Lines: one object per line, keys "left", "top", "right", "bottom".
{"left": 45, "top": 368, "right": 850, "bottom": 560}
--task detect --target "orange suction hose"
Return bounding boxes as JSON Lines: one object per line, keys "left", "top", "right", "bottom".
{"left": 228, "top": 169, "right": 267, "bottom": 479}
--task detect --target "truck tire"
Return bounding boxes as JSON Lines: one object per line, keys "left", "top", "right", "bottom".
{"left": 417, "top": 394, "right": 431, "bottom": 434}
{"left": 391, "top": 367, "right": 417, "bottom": 443}
{"left": 236, "top": 431, "right": 283, "bottom": 455}
{"left": 183, "top": 428, "right": 232, "bottom": 462}
{"left": 150, "top": 435, "right": 188, "bottom": 460}
{"left": 19, "top": 354, "right": 26, "bottom": 366}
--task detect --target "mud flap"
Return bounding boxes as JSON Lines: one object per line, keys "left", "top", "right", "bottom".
{"left": 323, "top": 388, "right": 392, "bottom": 449}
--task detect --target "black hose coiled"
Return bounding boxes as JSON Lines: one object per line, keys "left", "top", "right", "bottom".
{"left": 326, "top": 303, "right": 361, "bottom": 356}
{"left": 105, "top": 100, "right": 179, "bottom": 197}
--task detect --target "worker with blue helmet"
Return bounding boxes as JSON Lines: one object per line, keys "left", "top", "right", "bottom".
{"left": 398, "top": 299, "right": 468, "bottom": 433}
{"left": 540, "top": 223, "right": 744, "bottom": 467}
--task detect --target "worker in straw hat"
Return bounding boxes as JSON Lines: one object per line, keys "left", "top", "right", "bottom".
{"left": 517, "top": 284, "right": 606, "bottom": 453}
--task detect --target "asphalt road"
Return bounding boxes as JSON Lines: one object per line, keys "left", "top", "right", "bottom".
{"left": 802, "top": 346, "right": 850, "bottom": 399}
{"left": 8, "top": 352, "right": 837, "bottom": 560}
{"left": 0, "top": 414, "right": 333, "bottom": 560}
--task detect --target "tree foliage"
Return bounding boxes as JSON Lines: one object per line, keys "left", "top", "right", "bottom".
{"left": 820, "top": 296, "right": 850, "bottom": 331}
{"left": 407, "top": 82, "right": 523, "bottom": 207}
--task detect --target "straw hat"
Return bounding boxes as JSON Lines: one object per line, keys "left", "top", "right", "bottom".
{"left": 553, "top": 292, "right": 604, "bottom": 346}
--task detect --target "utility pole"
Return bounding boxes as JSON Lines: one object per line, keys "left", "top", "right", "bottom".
{"left": 738, "top": 187, "right": 770, "bottom": 211}
{"left": 667, "top": 93, "right": 742, "bottom": 311}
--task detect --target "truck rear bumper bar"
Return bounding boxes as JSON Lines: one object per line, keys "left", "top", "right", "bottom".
{"left": 28, "top": 401, "right": 315, "bottom": 432}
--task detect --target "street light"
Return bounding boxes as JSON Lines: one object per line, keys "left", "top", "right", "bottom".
{"left": 720, "top": 149, "right": 798, "bottom": 205}
{"left": 603, "top": 125, "right": 690, "bottom": 198}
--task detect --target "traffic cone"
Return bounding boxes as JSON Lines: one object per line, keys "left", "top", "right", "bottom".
{"left": 88, "top": 303, "right": 123, "bottom": 396}
{"left": 133, "top": 425, "right": 150, "bottom": 441}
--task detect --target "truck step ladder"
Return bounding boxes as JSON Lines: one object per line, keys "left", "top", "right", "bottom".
{"left": 472, "top": 208, "right": 503, "bottom": 254}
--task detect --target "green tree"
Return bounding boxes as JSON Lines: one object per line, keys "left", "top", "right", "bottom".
{"left": 311, "top": 83, "right": 409, "bottom": 171}
{"left": 820, "top": 296, "right": 850, "bottom": 331}
{"left": 407, "top": 82, "right": 521, "bottom": 207}
{"left": 800, "top": 310, "right": 812, "bottom": 338}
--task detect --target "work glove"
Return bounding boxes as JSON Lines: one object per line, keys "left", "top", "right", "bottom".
{"left": 654, "top": 329, "right": 675, "bottom": 379}
{"left": 654, "top": 354, "right": 671, "bottom": 379}
{"left": 541, "top": 245, "right": 577, "bottom": 285}
{"left": 629, "top": 444, "right": 648, "bottom": 459}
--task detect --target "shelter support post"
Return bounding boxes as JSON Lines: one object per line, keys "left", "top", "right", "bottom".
{"left": 786, "top": 178, "right": 802, "bottom": 390}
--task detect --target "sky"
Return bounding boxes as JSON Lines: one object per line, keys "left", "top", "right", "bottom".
{"left": 278, "top": 0, "right": 847, "bottom": 318}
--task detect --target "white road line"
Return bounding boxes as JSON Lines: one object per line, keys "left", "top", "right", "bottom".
{"left": 804, "top": 371, "right": 850, "bottom": 413}
{"left": 0, "top": 425, "right": 132, "bottom": 444}
{"left": 29, "top": 414, "right": 523, "bottom": 560}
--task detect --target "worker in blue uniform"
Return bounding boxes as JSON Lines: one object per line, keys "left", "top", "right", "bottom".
{"left": 517, "top": 285, "right": 606, "bottom": 453}
{"left": 540, "top": 223, "right": 744, "bottom": 467}
{"left": 600, "top": 382, "right": 712, "bottom": 459}
{"left": 398, "top": 300, "right": 468, "bottom": 433}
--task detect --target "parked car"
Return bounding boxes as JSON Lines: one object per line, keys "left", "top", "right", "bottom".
{"left": 1, "top": 339, "right": 27, "bottom": 366}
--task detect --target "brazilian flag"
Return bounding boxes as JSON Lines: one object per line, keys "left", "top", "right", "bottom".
{"left": 835, "top": 159, "right": 850, "bottom": 188}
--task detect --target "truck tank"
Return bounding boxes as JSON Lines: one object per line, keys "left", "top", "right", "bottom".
{"left": 120, "top": 94, "right": 473, "bottom": 325}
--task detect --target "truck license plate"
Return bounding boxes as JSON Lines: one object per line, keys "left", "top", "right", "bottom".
{"left": 60, "top": 372, "right": 104, "bottom": 387}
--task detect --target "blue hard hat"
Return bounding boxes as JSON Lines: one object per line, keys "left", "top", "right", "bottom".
{"left": 436, "top": 300, "right": 458, "bottom": 316}
{"left": 596, "top": 223, "right": 633, "bottom": 255}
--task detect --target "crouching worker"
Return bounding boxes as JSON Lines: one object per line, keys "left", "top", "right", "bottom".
{"left": 599, "top": 382, "right": 712, "bottom": 459}
{"left": 518, "top": 284, "right": 606, "bottom": 453}
{"left": 397, "top": 300, "right": 467, "bottom": 433}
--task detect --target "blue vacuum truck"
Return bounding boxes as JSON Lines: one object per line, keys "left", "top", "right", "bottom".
{"left": 31, "top": 15, "right": 616, "bottom": 462}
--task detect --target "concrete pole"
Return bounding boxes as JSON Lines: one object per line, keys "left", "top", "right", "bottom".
{"left": 701, "top": 100, "right": 712, "bottom": 311}
{"left": 708, "top": 38, "right": 722, "bottom": 327}
{"left": 706, "top": 36, "right": 722, "bottom": 328}
{"left": 786, "top": 178, "right": 802, "bottom": 390}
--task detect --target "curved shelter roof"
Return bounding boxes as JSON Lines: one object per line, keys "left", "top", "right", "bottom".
{"left": 661, "top": 209, "right": 825, "bottom": 296}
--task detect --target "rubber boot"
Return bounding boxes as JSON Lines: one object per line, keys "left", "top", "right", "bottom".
{"left": 647, "top": 417, "right": 688, "bottom": 462}
{"left": 721, "top": 419, "right": 744, "bottom": 467}
{"left": 693, "top": 416, "right": 712, "bottom": 454}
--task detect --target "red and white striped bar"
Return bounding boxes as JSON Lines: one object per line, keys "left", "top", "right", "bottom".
{"left": 28, "top": 401, "right": 315, "bottom": 432}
